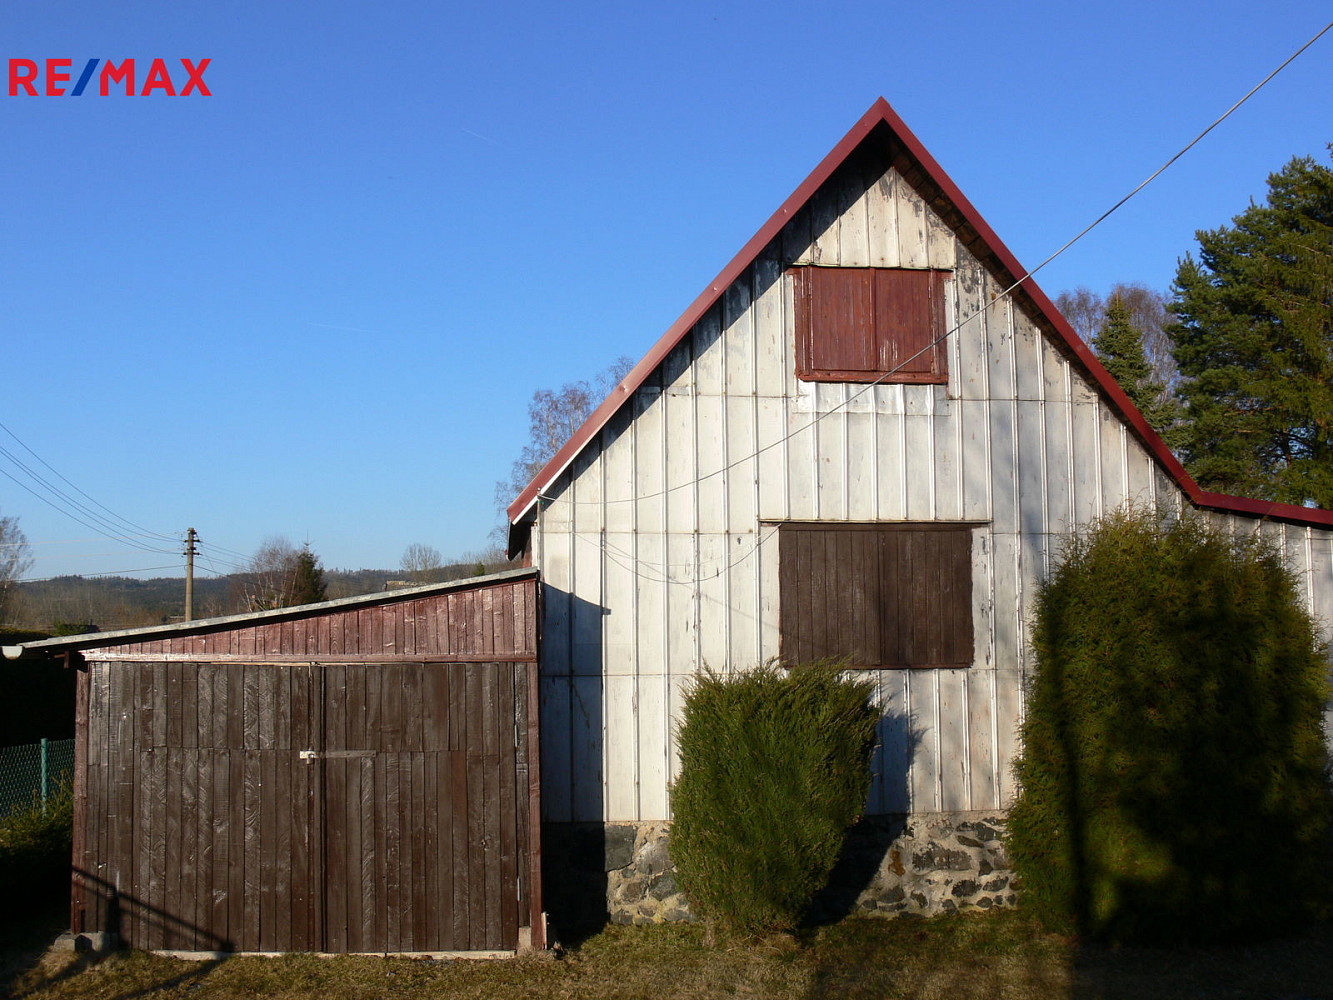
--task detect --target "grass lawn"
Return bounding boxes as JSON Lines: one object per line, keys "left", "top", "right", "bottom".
{"left": 4, "top": 907, "right": 1332, "bottom": 1000}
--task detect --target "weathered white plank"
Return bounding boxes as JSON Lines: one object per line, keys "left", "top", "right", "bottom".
{"left": 905, "top": 407, "right": 934, "bottom": 520}
{"left": 693, "top": 307, "right": 724, "bottom": 397}
{"left": 604, "top": 675, "right": 638, "bottom": 820}
{"left": 811, "top": 177, "right": 842, "bottom": 265}
{"left": 539, "top": 530, "right": 573, "bottom": 677}
{"left": 967, "top": 668, "right": 998, "bottom": 810}
{"left": 696, "top": 533, "right": 729, "bottom": 668}
{"left": 992, "top": 532, "right": 1021, "bottom": 673}
{"left": 1013, "top": 315, "right": 1043, "bottom": 402}
{"left": 837, "top": 167, "right": 870, "bottom": 267}
{"left": 895, "top": 180, "right": 928, "bottom": 269}
{"left": 1016, "top": 401, "right": 1047, "bottom": 538}
{"left": 875, "top": 410, "right": 907, "bottom": 520}
{"left": 666, "top": 533, "right": 697, "bottom": 675}
{"left": 972, "top": 528, "right": 995, "bottom": 670}
{"left": 539, "top": 677, "right": 572, "bottom": 822}
{"left": 570, "top": 675, "right": 603, "bottom": 821}
{"left": 1043, "top": 399, "right": 1073, "bottom": 533}
{"left": 637, "top": 671, "right": 670, "bottom": 820}
{"left": 632, "top": 388, "right": 666, "bottom": 533}
{"left": 757, "top": 396, "right": 789, "bottom": 520}
{"left": 781, "top": 204, "right": 814, "bottom": 267}
{"left": 602, "top": 533, "right": 637, "bottom": 678}
{"left": 1098, "top": 407, "right": 1126, "bottom": 507}
{"left": 664, "top": 388, "right": 697, "bottom": 534}
{"left": 866, "top": 168, "right": 901, "bottom": 268}
{"left": 926, "top": 202, "right": 956, "bottom": 270}
{"left": 954, "top": 264, "right": 989, "bottom": 401}
{"left": 994, "top": 668, "right": 1024, "bottom": 809}
{"left": 937, "top": 670, "right": 969, "bottom": 812}
{"left": 695, "top": 394, "right": 727, "bottom": 534}
{"left": 989, "top": 400, "right": 1018, "bottom": 533}
{"left": 875, "top": 670, "right": 911, "bottom": 814}
{"left": 933, "top": 411, "right": 963, "bottom": 521}
{"left": 727, "top": 532, "right": 762, "bottom": 670}
{"left": 752, "top": 259, "right": 786, "bottom": 396}
{"left": 723, "top": 277, "right": 755, "bottom": 399}
{"left": 846, "top": 410, "right": 877, "bottom": 521}
{"left": 603, "top": 411, "right": 636, "bottom": 534}
{"left": 571, "top": 532, "right": 603, "bottom": 676}
{"left": 908, "top": 671, "right": 940, "bottom": 812}
{"left": 1070, "top": 400, "right": 1101, "bottom": 526}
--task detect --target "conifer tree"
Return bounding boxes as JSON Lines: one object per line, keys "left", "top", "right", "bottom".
{"left": 290, "top": 545, "right": 328, "bottom": 606}
{"left": 1168, "top": 150, "right": 1333, "bottom": 507}
{"left": 1093, "top": 295, "right": 1181, "bottom": 440}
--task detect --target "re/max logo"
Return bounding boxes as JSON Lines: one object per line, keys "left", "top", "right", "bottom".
{"left": 7, "top": 58, "right": 211, "bottom": 96}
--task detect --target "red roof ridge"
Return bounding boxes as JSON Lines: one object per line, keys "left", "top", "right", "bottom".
{"left": 506, "top": 98, "right": 1333, "bottom": 534}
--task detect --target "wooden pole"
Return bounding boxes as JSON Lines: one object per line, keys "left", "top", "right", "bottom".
{"left": 185, "top": 528, "right": 197, "bottom": 621}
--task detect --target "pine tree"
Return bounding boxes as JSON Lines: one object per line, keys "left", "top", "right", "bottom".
{"left": 1093, "top": 295, "right": 1181, "bottom": 440}
{"left": 289, "top": 546, "right": 327, "bottom": 606}
{"left": 1168, "top": 150, "right": 1333, "bottom": 507}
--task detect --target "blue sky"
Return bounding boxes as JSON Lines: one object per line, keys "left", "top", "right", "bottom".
{"left": 3, "top": 1, "right": 1331, "bottom": 582}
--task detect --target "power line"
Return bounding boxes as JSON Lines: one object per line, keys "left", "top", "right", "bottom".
{"left": 0, "top": 420, "right": 181, "bottom": 543}
{"left": 0, "top": 465, "right": 176, "bottom": 554}
{"left": 535, "top": 19, "right": 1333, "bottom": 513}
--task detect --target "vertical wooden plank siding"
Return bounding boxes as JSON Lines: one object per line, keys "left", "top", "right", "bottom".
{"left": 529, "top": 152, "right": 1333, "bottom": 826}
{"left": 73, "top": 575, "right": 539, "bottom": 954}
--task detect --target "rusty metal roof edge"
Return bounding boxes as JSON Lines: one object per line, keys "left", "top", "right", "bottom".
{"left": 1, "top": 566, "right": 540, "bottom": 660}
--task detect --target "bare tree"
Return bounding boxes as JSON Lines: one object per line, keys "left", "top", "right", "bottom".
{"left": 494, "top": 356, "right": 635, "bottom": 520}
{"left": 235, "top": 535, "right": 302, "bottom": 612}
{"left": 0, "top": 511, "right": 33, "bottom": 626}
{"left": 400, "top": 543, "right": 445, "bottom": 583}
{"left": 1055, "top": 283, "right": 1178, "bottom": 401}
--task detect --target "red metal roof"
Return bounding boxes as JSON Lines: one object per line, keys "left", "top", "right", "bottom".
{"left": 507, "top": 98, "right": 1333, "bottom": 532}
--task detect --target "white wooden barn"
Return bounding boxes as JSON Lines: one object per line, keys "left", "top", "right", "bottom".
{"left": 506, "top": 99, "right": 1333, "bottom": 922}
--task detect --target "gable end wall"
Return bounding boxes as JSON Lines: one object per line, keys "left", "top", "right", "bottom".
{"left": 531, "top": 157, "right": 1333, "bottom": 825}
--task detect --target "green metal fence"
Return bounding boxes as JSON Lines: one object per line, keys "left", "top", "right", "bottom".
{"left": 0, "top": 738, "right": 75, "bottom": 819}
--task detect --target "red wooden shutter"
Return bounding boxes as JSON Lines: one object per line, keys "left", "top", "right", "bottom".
{"left": 793, "top": 267, "right": 948, "bottom": 383}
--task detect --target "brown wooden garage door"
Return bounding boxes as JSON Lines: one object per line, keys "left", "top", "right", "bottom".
{"left": 73, "top": 658, "right": 534, "bottom": 953}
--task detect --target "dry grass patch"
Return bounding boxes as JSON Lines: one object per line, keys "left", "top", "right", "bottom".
{"left": 5, "top": 910, "right": 1332, "bottom": 1000}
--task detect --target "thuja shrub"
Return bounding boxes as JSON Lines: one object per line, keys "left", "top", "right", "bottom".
{"left": 1007, "top": 510, "right": 1331, "bottom": 944}
{"left": 670, "top": 662, "right": 878, "bottom": 939}
{"left": 0, "top": 777, "right": 73, "bottom": 901}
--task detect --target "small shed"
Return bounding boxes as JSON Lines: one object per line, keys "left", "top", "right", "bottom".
{"left": 3, "top": 568, "right": 544, "bottom": 956}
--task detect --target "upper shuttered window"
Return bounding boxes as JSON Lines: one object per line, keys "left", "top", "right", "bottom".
{"left": 792, "top": 266, "right": 949, "bottom": 383}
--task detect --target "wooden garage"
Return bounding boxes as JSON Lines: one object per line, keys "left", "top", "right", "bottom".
{"left": 2, "top": 568, "right": 543, "bottom": 956}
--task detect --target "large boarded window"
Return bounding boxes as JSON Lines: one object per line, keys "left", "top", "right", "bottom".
{"left": 778, "top": 522, "right": 974, "bottom": 669}
{"left": 792, "top": 266, "right": 949, "bottom": 383}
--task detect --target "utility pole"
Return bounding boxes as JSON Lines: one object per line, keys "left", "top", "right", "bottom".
{"left": 184, "top": 528, "right": 198, "bottom": 622}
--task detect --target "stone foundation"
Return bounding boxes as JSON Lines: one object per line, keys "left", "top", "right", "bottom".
{"left": 543, "top": 812, "right": 1014, "bottom": 930}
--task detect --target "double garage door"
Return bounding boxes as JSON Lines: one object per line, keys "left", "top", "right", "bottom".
{"left": 73, "top": 658, "right": 536, "bottom": 954}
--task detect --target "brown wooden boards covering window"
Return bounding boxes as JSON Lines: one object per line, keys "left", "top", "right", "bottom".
{"left": 778, "top": 522, "right": 974, "bottom": 668}
{"left": 792, "top": 266, "right": 949, "bottom": 383}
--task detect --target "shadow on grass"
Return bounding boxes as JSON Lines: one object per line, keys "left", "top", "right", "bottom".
{"left": 801, "top": 910, "right": 1333, "bottom": 1000}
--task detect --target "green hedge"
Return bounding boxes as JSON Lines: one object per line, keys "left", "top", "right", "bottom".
{"left": 1007, "top": 510, "right": 1331, "bottom": 944}
{"left": 0, "top": 776, "right": 73, "bottom": 903}
{"left": 670, "top": 662, "right": 878, "bottom": 938}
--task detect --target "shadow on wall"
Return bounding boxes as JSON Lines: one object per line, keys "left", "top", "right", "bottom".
{"left": 809, "top": 709, "right": 919, "bottom": 924}
{"left": 538, "top": 587, "right": 607, "bottom": 946}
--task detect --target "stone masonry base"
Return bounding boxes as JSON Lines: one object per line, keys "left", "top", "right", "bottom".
{"left": 542, "top": 812, "right": 1014, "bottom": 931}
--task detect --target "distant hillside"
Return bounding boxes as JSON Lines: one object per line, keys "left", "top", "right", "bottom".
{"left": 13, "top": 558, "right": 515, "bottom": 633}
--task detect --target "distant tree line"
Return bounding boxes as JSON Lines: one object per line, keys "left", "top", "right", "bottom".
{"left": 10, "top": 539, "right": 514, "bottom": 633}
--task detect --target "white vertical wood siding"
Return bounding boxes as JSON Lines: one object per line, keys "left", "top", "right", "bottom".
{"left": 532, "top": 164, "right": 1333, "bottom": 823}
